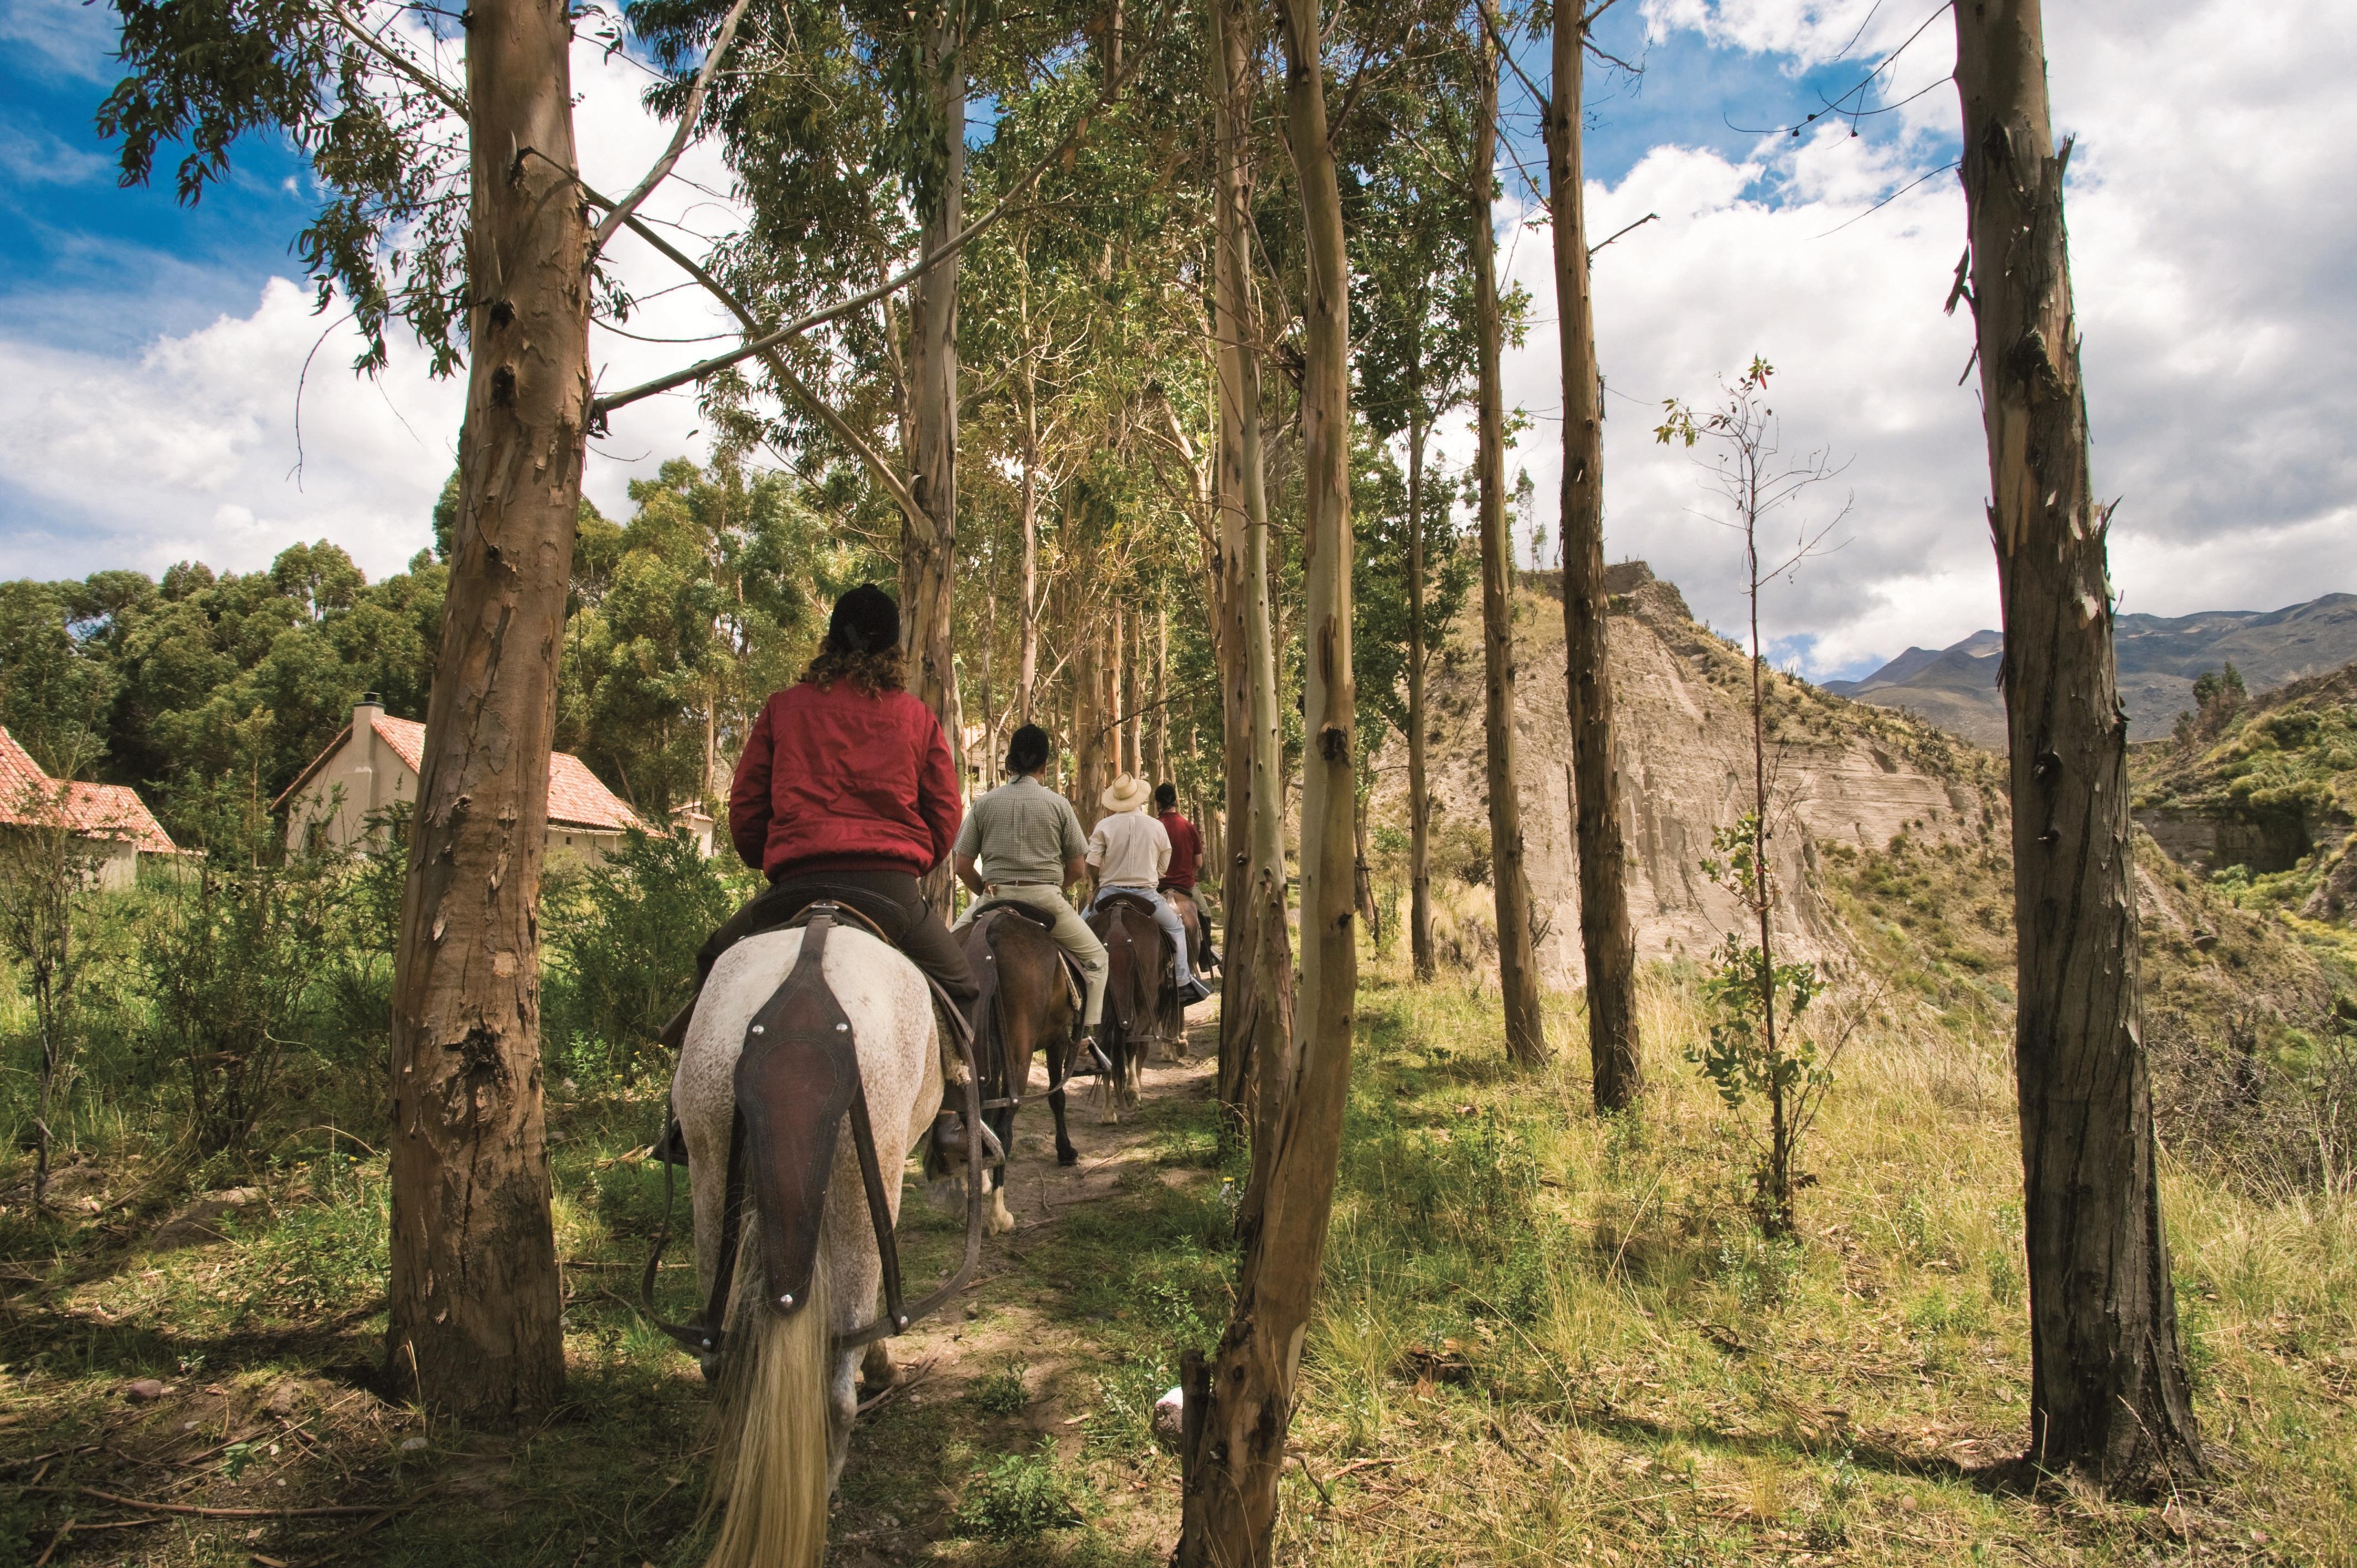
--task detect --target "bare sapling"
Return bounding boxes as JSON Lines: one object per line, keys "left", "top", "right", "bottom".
{"left": 1657, "top": 357, "right": 1852, "bottom": 1237}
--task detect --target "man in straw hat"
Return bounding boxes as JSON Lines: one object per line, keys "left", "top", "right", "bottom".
{"left": 1087, "top": 773, "right": 1213, "bottom": 1006}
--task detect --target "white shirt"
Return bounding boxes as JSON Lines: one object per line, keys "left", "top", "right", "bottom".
{"left": 1087, "top": 808, "right": 1171, "bottom": 889}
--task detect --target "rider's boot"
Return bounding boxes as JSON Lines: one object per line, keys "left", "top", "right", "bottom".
{"left": 932, "top": 1108, "right": 971, "bottom": 1160}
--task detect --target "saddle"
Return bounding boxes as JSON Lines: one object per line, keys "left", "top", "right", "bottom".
{"left": 639, "top": 903, "right": 986, "bottom": 1374}
{"left": 967, "top": 898, "right": 1087, "bottom": 1012}
{"left": 1095, "top": 888, "right": 1166, "bottom": 921}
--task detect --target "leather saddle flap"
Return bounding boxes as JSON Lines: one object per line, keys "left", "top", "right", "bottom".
{"left": 981, "top": 905, "right": 1084, "bottom": 1012}
{"left": 733, "top": 915, "right": 859, "bottom": 1318}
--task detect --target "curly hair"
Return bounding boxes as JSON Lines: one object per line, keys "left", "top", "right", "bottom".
{"left": 800, "top": 641, "right": 906, "bottom": 696}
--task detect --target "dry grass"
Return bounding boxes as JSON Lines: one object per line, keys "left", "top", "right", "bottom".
{"left": 1266, "top": 951, "right": 2357, "bottom": 1566}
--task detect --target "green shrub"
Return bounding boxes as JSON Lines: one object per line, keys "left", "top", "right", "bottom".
{"left": 139, "top": 780, "right": 353, "bottom": 1156}
{"left": 543, "top": 826, "right": 750, "bottom": 1084}
{"left": 953, "top": 1440, "right": 1082, "bottom": 1539}
{"left": 969, "top": 1359, "right": 1031, "bottom": 1416}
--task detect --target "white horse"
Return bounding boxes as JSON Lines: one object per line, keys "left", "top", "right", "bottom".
{"left": 672, "top": 923, "right": 946, "bottom": 1568}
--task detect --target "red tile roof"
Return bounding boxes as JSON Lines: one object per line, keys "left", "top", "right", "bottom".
{"left": 279, "top": 712, "right": 641, "bottom": 833}
{"left": 63, "top": 782, "right": 179, "bottom": 853}
{"left": 0, "top": 726, "right": 181, "bottom": 853}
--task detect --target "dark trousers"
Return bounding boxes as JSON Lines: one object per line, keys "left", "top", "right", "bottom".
{"left": 692, "top": 866, "right": 980, "bottom": 1014}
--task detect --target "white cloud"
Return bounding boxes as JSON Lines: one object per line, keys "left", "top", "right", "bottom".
{"left": 0, "top": 123, "right": 109, "bottom": 185}
{"left": 0, "top": 29, "right": 745, "bottom": 584}
{"left": 1501, "top": 0, "right": 2357, "bottom": 678}
{"left": 0, "top": 0, "right": 115, "bottom": 82}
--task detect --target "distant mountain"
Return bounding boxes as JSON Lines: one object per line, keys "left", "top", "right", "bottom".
{"left": 1822, "top": 594, "right": 2357, "bottom": 747}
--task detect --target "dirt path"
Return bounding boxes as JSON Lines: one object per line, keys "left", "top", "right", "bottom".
{"left": 829, "top": 1005, "right": 1223, "bottom": 1566}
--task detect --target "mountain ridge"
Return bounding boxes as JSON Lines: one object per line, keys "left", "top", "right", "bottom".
{"left": 1824, "top": 592, "right": 2357, "bottom": 746}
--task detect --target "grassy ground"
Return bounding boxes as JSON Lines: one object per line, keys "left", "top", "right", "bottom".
{"left": 6, "top": 957, "right": 2357, "bottom": 1565}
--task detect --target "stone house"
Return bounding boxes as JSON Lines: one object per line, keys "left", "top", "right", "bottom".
{"left": 276, "top": 697, "right": 656, "bottom": 863}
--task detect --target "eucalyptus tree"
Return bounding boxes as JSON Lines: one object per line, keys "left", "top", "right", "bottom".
{"left": 1350, "top": 28, "right": 1485, "bottom": 981}
{"left": 1537, "top": 0, "right": 1643, "bottom": 1109}
{"left": 1177, "top": 0, "right": 1357, "bottom": 1555}
{"left": 91, "top": 0, "right": 1100, "bottom": 1417}
{"left": 1951, "top": 0, "right": 2201, "bottom": 1490}
{"left": 1466, "top": 9, "right": 1546, "bottom": 1066}
{"left": 96, "top": 0, "right": 656, "bottom": 1416}
{"left": 1204, "top": 0, "right": 1290, "bottom": 1126}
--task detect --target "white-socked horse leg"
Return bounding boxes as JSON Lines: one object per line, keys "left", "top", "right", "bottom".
{"left": 984, "top": 1165, "right": 1017, "bottom": 1236}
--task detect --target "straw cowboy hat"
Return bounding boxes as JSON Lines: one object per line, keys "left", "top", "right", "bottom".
{"left": 1100, "top": 773, "right": 1152, "bottom": 813}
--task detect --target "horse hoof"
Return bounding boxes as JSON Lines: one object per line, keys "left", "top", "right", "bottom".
{"left": 1057, "top": 1147, "right": 1079, "bottom": 1167}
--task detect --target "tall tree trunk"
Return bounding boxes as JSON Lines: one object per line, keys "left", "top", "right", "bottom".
{"left": 1077, "top": 616, "right": 1113, "bottom": 823}
{"left": 1210, "top": 0, "right": 1275, "bottom": 1126}
{"left": 1019, "top": 374, "right": 1041, "bottom": 724}
{"left": 1547, "top": 11, "right": 1640, "bottom": 1108}
{"left": 1179, "top": 0, "right": 1349, "bottom": 1556}
{"left": 1112, "top": 598, "right": 1129, "bottom": 776}
{"left": 1406, "top": 409, "right": 1435, "bottom": 981}
{"left": 1469, "top": 29, "right": 1545, "bottom": 1066}
{"left": 385, "top": 0, "right": 580, "bottom": 1421}
{"left": 1152, "top": 605, "right": 1170, "bottom": 783}
{"left": 1953, "top": 0, "right": 2201, "bottom": 1492}
{"left": 903, "top": 9, "right": 965, "bottom": 905}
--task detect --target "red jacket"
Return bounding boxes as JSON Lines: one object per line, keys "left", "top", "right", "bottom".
{"left": 729, "top": 680, "right": 961, "bottom": 880}
{"left": 1157, "top": 809, "right": 1202, "bottom": 891}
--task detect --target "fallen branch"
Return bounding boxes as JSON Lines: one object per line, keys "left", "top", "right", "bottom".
{"left": 20, "top": 1484, "right": 406, "bottom": 1521}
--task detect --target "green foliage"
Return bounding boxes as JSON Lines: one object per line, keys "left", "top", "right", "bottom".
{"left": 1691, "top": 932, "right": 1828, "bottom": 1112}
{"left": 1695, "top": 814, "right": 1841, "bottom": 1240}
{"left": 556, "top": 458, "right": 835, "bottom": 816}
{"left": 137, "top": 780, "right": 356, "bottom": 1155}
{"left": 954, "top": 1440, "right": 1084, "bottom": 1539}
{"left": 543, "top": 826, "right": 751, "bottom": 1086}
{"left": 98, "top": 0, "right": 475, "bottom": 375}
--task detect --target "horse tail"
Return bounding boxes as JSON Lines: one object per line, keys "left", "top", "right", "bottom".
{"left": 702, "top": 1244, "right": 833, "bottom": 1568}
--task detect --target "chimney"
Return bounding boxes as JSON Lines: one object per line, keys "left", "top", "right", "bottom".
{"left": 356, "top": 692, "right": 384, "bottom": 724}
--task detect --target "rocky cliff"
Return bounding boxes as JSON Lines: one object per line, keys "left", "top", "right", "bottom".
{"left": 1371, "top": 563, "right": 2006, "bottom": 987}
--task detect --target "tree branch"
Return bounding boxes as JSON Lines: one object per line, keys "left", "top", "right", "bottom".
{"left": 567, "top": 172, "right": 928, "bottom": 532}
{"left": 1588, "top": 212, "right": 1657, "bottom": 257}
{"left": 1475, "top": 0, "right": 1551, "bottom": 120}
{"left": 588, "top": 57, "right": 1138, "bottom": 422}
{"left": 327, "top": 1, "right": 467, "bottom": 120}
{"left": 587, "top": 0, "right": 752, "bottom": 262}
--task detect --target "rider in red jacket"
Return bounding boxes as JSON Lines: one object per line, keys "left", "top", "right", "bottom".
{"left": 660, "top": 585, "right": 979, "bottom": 1053}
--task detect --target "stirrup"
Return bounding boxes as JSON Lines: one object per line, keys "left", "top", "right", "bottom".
{"left": 652, "top": 1117, "right": 689, "bottom": 1166}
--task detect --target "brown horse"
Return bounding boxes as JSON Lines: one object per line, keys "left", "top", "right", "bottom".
{"left": 1086, "top": 893, "right": 1186, "bottom": 1118}
{"left": 1164, "top": 888, "right": 1216, "bottom": 983}
{"left": 933, "top": 904, "right": 1081, "bottom": 1230}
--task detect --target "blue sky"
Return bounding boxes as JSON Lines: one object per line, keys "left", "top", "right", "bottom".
{"left": 2, "top": 0, "right": 2349, "bottom": 682}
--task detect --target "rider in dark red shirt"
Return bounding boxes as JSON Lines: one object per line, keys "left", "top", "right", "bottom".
{"left": 1154, "top": 782, "right": 1217, "bottom": 972}
{"left": 1154, "top": 783, "right": 1201, "bottom": 891}
{"left": 661, "top": 585, "right": 979, "bottom": 1051}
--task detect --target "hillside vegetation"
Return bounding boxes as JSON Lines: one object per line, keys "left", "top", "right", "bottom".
{"left": 2135, "top": 660, "right": 2357, "bottom": 938}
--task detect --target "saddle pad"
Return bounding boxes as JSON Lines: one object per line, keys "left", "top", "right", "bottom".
{"left": 733, "top": 914, "right": 860, "bottom": 1318}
